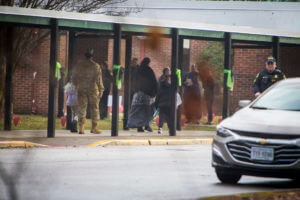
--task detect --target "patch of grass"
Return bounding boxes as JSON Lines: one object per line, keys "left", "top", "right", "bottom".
{"left": 0, "top": 114, "right": 218, "bottom": 131}
{"left": 0, "top": 115, "right": 121, "bottom": 130}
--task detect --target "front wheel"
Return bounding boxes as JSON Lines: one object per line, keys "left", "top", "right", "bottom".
{"left": 215, "top": 168, "right": 241, "bottom": 184}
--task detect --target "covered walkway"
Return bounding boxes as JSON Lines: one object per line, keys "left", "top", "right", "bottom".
{"left": 1, "top": 3, "right": 300, "bottom": 137}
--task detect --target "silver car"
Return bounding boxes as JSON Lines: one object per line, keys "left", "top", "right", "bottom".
{"left": 212, "top": 78, "right": 300, "bottom": 184}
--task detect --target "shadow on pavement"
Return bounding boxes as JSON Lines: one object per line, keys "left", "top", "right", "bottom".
{"left": 0, "top": 150, "right": 31, "bottom": 200}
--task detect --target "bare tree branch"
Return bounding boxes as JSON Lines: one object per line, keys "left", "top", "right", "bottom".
{"left": 0, "top": 0, "right": 143, "bottom": 115}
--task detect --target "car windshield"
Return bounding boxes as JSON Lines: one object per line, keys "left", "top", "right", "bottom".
{"left": 251, "top": 84, "right": 300, "bottom": 111}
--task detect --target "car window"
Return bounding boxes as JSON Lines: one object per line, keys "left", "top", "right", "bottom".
{"left": 252, "top": 85, "right": 300, "bottom": 111}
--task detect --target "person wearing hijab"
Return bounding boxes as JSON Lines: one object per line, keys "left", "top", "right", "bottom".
{"left": 127, "top": 57, "right": 158, "bottom": 132}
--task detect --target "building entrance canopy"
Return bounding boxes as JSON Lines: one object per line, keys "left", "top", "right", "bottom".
{"left": 0, "top": 3, "right": 299, "bottom": 137}
{"left": 0, "top": 5, "right": 300, "bottom": 43}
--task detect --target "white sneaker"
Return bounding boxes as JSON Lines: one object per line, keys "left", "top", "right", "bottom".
{"left": 158, "top": 128, "right": 162, "bottom": 134}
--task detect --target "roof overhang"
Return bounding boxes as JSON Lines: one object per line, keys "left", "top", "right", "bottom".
{"left": 0, "top": 6, "right": 300, "bottom": 44}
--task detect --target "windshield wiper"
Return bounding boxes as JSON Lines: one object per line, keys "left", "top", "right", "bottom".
{"left": 251, "top": 106, "right": 269, "bottom": 110}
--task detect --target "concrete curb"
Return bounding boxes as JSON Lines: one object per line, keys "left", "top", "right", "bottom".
{"left": 0, "top": 141, "right": 48, "bottom": 148}
{"left": 87, "top": 138, "right": 213, "bottom": 147}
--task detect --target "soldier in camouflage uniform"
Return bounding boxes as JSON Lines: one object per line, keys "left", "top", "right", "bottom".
{"left": 72, "top": 48, "right": 104, "bottom": 134}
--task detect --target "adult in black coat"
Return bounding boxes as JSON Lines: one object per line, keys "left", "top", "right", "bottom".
{"left": 99, "top": 61, "right": 112, "bottom": 120}
{"left": 127, "top": 57, "right": 158, "bottom": 132}
{"left": 129, "top": 58, "right": 139, "bottom": 104}
{"left": 136, "top": 57, "right": 158, "bottom": 98}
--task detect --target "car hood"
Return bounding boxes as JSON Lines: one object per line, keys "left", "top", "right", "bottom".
{"left": 221, "top": 107, "right": 300, "bottom": 135}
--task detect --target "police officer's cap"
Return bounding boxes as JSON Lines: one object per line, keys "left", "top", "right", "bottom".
{"left": 85, "top": 48, "right": 94, "bottom": 58}
{"left": 266, "top": 56, "right": 276, "bottom": 64}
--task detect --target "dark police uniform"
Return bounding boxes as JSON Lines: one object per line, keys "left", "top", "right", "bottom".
{"left": 253, "top": 69, "right": 286, "bottom": 94}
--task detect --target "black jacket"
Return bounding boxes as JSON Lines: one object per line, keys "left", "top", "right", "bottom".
{"left": 130, "top": 65, "right": 138, "bottom": 94}
{"left": 155, "top": 80, "right": 171, "bottom": 108}
{"left": 136, "top": 65, "right": 158, "bottom": 97}
{"left": 102, "top": 69, "right": 112, "bottom": 91}
{"left": 253, "top": 69, "right": 286, "bottom": 93}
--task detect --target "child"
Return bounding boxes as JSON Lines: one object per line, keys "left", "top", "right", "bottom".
{"left": 64, "top": 81, "right": 78, "bottom": 132}
{"left": 155, "top": 68, "right": 171, "bottom": 134}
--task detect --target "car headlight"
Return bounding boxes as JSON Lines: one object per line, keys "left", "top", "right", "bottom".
{"left": 216, "top": 126, "right": 233, "bottom": 137}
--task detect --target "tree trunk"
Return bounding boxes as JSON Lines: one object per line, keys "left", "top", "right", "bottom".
{"left": 0, "top": 27, "right": 7, "bottom": 117}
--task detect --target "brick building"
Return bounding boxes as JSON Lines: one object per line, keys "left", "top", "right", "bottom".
{"left": 12, "top": 32, "right": 300, "bottom": 117}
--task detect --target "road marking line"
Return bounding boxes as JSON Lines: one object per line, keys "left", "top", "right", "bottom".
{"left": 87, "top": 138, "right": 213, "bottom": 146}
{"left": 0, "top": 141, "right": 47, "bottom": 148}
{"left": 87, "top": 139, "right": 115, "bottom": 146}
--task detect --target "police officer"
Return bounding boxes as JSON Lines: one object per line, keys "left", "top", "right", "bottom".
{"left": 72, "top": 48, "right": 104, "bottom": 134}
{"left": 253, "top": 56, "right": 286, "bottom": 98}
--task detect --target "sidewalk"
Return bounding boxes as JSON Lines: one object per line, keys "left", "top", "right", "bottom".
{"left": 0, "top": 129, "right": 215, "bottom": 148}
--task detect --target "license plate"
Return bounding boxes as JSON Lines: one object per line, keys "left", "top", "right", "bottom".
{"left": 251, "top": 147, "right": 274, "bottom": 161}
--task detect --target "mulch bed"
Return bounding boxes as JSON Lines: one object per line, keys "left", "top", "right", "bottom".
{"left": 201, "top": 190, "right": 300, "bottom": 200}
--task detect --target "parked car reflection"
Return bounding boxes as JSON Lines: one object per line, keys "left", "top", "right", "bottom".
{"left": 212, "top": 78, "right": 300, "bottom": 184}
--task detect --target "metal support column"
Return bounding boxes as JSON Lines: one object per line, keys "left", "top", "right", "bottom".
{"left": 66, "top": 30, "right": 75, "bottom": 130}
{"left": 272, "top": 36, "right": 280, "bottom": 68}
{"left": 4, "top": 26, "right": 13, "bottom": 131}
{"left": 222, "top": 32, "right": 232, "bottom": 120}
{"left": 47, "top": 19, "right": 58, "bottom": 138}
{"left": 123, "top": 35, "right": 132, "bottom": 130}
{"left": 111, "top": 23, "right": 121, "bottom": 136}
{"left": 176, "top": 37, "right": 184, "bottom": 131}
{"left": 170, "top": 28, "right": 179, "bottom": 136}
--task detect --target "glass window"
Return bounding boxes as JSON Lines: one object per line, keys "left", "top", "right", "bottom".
{"left": 251, "top": 85, "right": 300, "bottom": 111}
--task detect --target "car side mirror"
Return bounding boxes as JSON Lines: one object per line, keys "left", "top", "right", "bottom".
{"left": 238, "top": 100, "right": 251, "bottom": 108}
